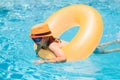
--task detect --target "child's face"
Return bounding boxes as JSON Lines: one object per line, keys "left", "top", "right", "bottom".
{"left": 32, "top": 38, "right": 42, "bottom": 43}
{"left": 35, "top": 37, "right": 49, "bottom": 45}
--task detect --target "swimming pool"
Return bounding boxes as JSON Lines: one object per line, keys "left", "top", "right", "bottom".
{"left": 0, "top": 0, "right": 120, "bottom": 80}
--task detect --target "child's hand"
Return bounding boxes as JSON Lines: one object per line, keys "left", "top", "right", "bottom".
{"left": 33, "top": 60, "right": 45, "bottom": 64}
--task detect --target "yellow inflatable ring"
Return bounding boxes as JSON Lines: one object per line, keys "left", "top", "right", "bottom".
{"left": 35, "top": 4, "right": 103, "bottom": 61}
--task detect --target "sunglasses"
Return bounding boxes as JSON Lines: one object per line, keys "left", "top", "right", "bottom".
{"left": 32, "top": 38, "right": 42, "bottom": 42}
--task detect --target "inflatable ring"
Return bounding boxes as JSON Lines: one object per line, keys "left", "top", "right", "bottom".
{"left": 35, "top": 4, "right": 103, "bottom": 61}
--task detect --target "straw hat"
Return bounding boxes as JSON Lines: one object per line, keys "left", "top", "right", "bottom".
{"left": 30, "top": 23, "right": 52, "bottom": 38}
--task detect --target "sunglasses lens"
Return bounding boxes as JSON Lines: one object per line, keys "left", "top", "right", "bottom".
{"left": 32, "top": 38, "right": 42, "bottom": 42}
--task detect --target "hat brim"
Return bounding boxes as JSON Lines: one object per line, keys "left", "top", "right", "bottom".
{"left": 29, "top": 34, "right": 52, "bottom": 38}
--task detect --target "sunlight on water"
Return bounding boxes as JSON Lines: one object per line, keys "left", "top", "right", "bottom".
{"left": 0, "top": 0, "right": 120, "bottom": 80}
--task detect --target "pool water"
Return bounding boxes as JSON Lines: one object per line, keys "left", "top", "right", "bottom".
{"left": 0, "top": 0, "right": 120, "bottom": 80}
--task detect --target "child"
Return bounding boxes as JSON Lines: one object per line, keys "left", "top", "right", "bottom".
{"left": 30, "top": 23, "right": 68, "bottom": 64}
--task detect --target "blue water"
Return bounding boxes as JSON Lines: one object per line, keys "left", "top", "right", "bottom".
{"left": 0, "top": 0, "right": 120, "bottom": 80}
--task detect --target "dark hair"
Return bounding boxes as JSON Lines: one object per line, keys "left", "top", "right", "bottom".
{"left": 47, "top": 36, "right": 61, "bottom": 46}
{"left": 47, "top": 36, "right": 55, "bottom": 45}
